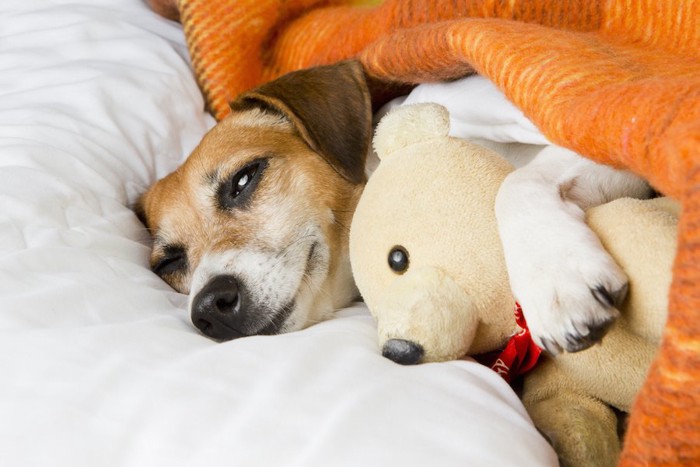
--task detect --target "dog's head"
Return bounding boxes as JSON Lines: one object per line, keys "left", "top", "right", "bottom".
{"left": 137, "top": 61, "right": 372, "bottom": 340}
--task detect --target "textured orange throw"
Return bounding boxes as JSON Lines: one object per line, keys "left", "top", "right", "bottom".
{"left": 163, "top": 0, "right": 700, "bottom": 464}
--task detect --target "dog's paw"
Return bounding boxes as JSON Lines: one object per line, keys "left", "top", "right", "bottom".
{"left": 511, "top": 241, "right": 629, "bottom": 355}
{"left": 494, "top": 147, "right": 638, "bottom": 355}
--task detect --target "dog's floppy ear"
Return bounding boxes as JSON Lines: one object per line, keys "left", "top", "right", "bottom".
{"left": 230, "top": 60, "right": 372, "bottom": 185}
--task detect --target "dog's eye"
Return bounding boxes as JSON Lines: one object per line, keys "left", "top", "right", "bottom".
{"left": 152, "top": 246, "right": 187, "bottom": 277}
{"left": 232, "top": 165, "right": 256, "bottom": 196}
{"left": 388, "top": 246, "right": 409, "bottom": 274}
{"left": 218, "top": 159, "right": 267, "bottom": 209}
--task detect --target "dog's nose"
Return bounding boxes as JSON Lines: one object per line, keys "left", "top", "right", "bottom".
{"left": 191, "top": 275, "right": 246, "bottom": 340}
{"left": 382, "top": 339, "right": 424, "bottom": 365}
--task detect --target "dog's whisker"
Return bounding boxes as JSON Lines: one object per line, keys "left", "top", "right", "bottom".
{"left": 132, "top": 225, "right": 154, "bottom": 236}
{"left": 302, "top": 275, "right": 335, "bottom": 310}
{"left": 274, "top": 233, "right": 317, "bottom": 261}
{"left": 301, "top": 275, "right": 317, "bottom": 294}
{"left": 333, "top": 219, "right": 350, "bottom": 235}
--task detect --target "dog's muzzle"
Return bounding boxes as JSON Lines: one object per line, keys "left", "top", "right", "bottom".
{"left": 191, "top": 274, "right": 293, "bottom": 341}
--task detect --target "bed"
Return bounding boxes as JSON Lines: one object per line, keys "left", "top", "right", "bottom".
{"left": 155, "top": 0, "right": 700, "bottom": 462}
{"left": 0, "top": 1, "right": 558, "bottom": 465}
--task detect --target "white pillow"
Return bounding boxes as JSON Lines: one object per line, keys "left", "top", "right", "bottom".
{"left": 380, "top": 75, "right": 549, "bottom": 145}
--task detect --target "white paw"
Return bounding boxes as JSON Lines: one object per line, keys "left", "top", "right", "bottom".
{"left": 495, "top": 146, "right": 639, "bottom": 355}
{"left": 509, "top": 233, "right": 628, "bottom": 355}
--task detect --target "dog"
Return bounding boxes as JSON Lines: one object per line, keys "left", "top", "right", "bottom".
{"left": 137, "top": 61, "right": 372, "bottom": 340}
{"left": 137, "top": 60, "right": 651, "bottom": 353}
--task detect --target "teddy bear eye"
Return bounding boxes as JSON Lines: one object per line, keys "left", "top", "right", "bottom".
{"left": 388, "top": 246, "right": 409, "bottom": 274}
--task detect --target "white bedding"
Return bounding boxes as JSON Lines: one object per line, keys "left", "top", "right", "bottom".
{"left": 0, "top": 1, "right": 557, "bottom": 465}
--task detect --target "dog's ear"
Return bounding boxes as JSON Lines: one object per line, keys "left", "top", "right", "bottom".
{"left": 230, "top": 60, "right": 372, "bottom": 185}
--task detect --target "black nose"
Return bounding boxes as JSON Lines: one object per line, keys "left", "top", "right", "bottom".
{"left": 382, "top": 339, "right": 424, "bottom": 365}
{"left": 191, "top": 275, "right": 246, "bottom": 341}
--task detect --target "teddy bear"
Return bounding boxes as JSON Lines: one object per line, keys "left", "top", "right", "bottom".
{"left": 349, "top": 103, "right": 678, "bottom": 466}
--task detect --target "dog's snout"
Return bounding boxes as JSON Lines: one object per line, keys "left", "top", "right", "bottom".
{"left": 382, "top": 339, "right": 424, "bottom": 365}
{"left": 191, "top": 275, "right": 246, "bottom": 341}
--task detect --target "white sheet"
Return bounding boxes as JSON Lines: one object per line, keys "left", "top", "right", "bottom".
{"left": 0, "top": 1, "right": 557, "bottom": 465}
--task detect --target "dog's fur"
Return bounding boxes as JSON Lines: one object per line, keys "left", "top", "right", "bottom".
{"left": 138, "top": 61, "right": 371, "bottom": 340}
{"left": 138, "top": 60, "right": 651, "bottom": 352}
{"left": 494, "top": 144, "right": 650, "bottom": 354}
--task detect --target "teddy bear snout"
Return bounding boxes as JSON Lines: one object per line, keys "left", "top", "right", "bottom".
{"left": 372, "top": 267, "right": 479, "bottom": 363}
{"left": 382, "top": 338, "right": 425, "bottom": 365}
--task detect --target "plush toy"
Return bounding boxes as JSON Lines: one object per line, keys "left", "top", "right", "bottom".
{"left": 349, "top": 103, "right": 678, "bottom": 467}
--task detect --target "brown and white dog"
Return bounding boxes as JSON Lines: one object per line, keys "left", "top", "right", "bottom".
{"left": 138, "top": 60, "right": 651, "bottom": 353}
{"left": 137, "top": 61, "right": 372, "bottom": 340}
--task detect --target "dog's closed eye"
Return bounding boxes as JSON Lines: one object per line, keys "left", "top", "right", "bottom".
{"left": 152, "top": 245, "right": 188, "bottom": 277}
{"left": 217, "top": 159, "right": 268, "bottom": 210}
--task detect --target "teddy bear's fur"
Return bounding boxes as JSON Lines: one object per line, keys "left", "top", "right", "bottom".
{"left": 350, "top": 103, "right": 678, "bottom": 466}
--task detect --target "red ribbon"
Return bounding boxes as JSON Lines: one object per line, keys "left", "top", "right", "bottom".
{"left": 475, "top": 303, "right": 542, "bottom": 384}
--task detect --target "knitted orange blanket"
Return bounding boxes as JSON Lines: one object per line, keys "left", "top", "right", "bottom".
{"left": 156, "top": 0, "right": 700, "bottom": 464}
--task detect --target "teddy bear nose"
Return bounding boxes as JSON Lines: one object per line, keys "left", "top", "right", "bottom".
{"left": 382, "top": 339, "right": 424, "bottom": 365}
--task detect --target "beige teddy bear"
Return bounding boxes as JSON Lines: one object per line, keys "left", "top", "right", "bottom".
{"left": 350, "top": 103, "right": 678, "bottom": 466}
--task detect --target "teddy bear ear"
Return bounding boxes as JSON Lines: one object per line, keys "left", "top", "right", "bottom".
{"left": 373, "top": 103, "right": 451, "bottom": 160}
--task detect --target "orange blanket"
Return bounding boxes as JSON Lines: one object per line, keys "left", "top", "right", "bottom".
{"left": 161, "top": 0, "right": 700, "bottom": 464}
